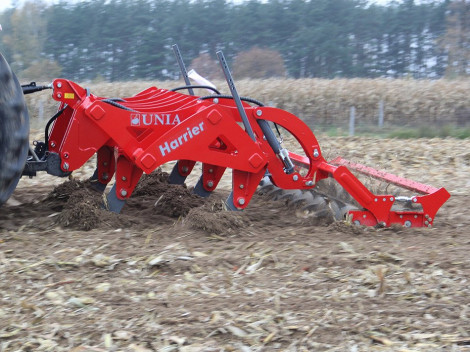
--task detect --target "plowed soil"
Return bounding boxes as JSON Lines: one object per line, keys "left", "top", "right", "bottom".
{"left": 1, "top": 137, "right": 470, "bottom": 352}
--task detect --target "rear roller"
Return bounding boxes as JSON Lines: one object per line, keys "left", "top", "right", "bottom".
{"left": 0, "top": 53, "right": 30, "bottom": 207}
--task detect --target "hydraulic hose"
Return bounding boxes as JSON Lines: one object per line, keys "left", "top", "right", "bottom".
{"left": 171, "top": 85, "right": 221, "bottom": 95}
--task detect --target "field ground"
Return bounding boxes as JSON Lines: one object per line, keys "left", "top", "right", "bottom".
{"left": 1, "top": 136, "right": 470, "bottom": 352}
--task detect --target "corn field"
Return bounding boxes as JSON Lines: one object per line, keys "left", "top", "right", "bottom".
{"left": 26, "top": 78, "right": 470, "bottom": 132}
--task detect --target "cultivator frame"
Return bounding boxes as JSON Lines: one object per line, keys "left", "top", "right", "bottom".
{"left": 5, "top": 47, "right": 450, "bottom": 227}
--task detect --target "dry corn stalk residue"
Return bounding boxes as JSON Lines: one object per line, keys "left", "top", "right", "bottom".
{"left": 1, "top": 137, "right": 470, "bottom": 351}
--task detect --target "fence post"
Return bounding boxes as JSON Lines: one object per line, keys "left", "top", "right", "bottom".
{"left": 349, "top": 106, "right": 355, "bottom": 136}
{"left": 378, "top": 100, "right": 384, "bottom": 128}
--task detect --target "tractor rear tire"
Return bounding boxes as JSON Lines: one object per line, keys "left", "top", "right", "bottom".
{"left": 0, "top": 53, "right": 30, "bottom": 207}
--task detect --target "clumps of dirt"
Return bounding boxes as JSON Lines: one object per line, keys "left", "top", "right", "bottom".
{"left": 328, "top": 221, "right": 369, "bottom": 235}
{"left": 153, "top": 185, "right": 204, "bottom": 218}
{"left": 56, "top": 188, "right": 104, "bottom": 231}
{"left": 134, "top": 170, "right": 247, "bottom": 234}
{"left": 46, "top": 169, "right": 207, "bottom": 231}
{"left": 132, "top": 170, "right": 205, "bottom": 218}
{"left": 184, "top": 201, "right": 248, "bottom": 236}
{"left": 42, "top": 178, "right": 87, "bottom": 211}
{"left": 44, "top": 179, "right": 132, "bottom": 231}
{"left": 295, "top": 207, "right": 335, "bottom": 226}
{"left": 44, "top": 169, "right": 337, "bottom": 233}
{"left": 132, "top": 169, "right": 170, "bottom": 197}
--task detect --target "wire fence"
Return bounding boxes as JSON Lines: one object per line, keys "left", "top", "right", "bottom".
{"left": 28, "top": 94, "right": 470, "bottom": 137}
{"left": 301, "top": 100, "right": 470, "bottom": 136}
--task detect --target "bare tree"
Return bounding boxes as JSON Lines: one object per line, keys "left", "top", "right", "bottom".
{"left": 233, "top": 47, "right": 286, "bottom": 79}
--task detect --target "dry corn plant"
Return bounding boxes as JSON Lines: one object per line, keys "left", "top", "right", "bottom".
{"left": 23, "top": 78, "right": 470, "bottom": 129}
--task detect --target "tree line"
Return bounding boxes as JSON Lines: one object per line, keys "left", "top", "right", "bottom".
{"left": 0, "top": 0, "right": 467, "bottom": 82}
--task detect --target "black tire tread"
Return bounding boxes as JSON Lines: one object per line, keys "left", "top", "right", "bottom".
{"left": 0, "top": 53, "right": 29, "bottom": 206}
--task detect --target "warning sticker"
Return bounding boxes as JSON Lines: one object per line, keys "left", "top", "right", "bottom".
{"left": 64, "top": 93, "right": 75, "bottom": 99}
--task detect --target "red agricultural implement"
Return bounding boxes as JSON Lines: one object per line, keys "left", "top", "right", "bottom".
{"left": 0, "top": 47, "right": 450, "bottom": 227}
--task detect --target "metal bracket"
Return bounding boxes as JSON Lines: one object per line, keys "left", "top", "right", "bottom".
{"left": 22, "top": 152, "right": 71, "bottom": 178}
